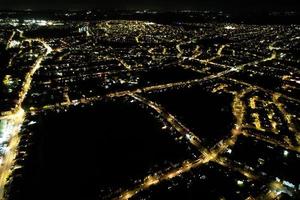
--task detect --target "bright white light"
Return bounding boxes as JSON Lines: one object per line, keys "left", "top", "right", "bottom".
{"left": 145, "top": 22, "right": 155, "bottom": 25}
{"left": 161, "top": 125, "right": 167, "bottom": 130}
{"left": 28, "top": 121, "right": 37, "bottom": 126}
{"left": 37, "top": 20, "right": 47, "bottom": 26}
{"left": 8, "top": 40, "right": 21, "bottom": 48}
{"left": 237, "top": 180, "right": 244, "bottom": 186}
{"left": 0, "top": 120, "right": 13, "bottom": 144}
{"left": 224, "top": 25, "right": 236, "bottom": 30}
{"left": 283, "top": 180, "right": 295, "bottom": 188}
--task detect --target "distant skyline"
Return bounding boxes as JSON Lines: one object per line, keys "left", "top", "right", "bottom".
{"left": 0, "top": 0, "right": 299, "bottom": 11}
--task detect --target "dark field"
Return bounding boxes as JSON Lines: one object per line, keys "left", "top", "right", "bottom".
{"left": 8, "top": 98, "right": 195, "bottom": 200}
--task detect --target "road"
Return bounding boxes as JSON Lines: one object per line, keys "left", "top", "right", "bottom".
{"left": 0, "top": 32, "right": 53, "bottom": 199}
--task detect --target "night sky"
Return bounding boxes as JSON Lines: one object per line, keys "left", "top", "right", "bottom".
{"left": 0, "top": 0, "right": 299, "bottom": 11}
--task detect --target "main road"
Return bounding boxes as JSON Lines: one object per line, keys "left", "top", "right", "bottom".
{"left": 0, "top": 33, "right": 53, "bottom": 199}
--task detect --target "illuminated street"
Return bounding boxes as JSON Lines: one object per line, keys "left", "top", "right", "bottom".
{"left": 0, "top": 10, "right": 299, "bottom": 200}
